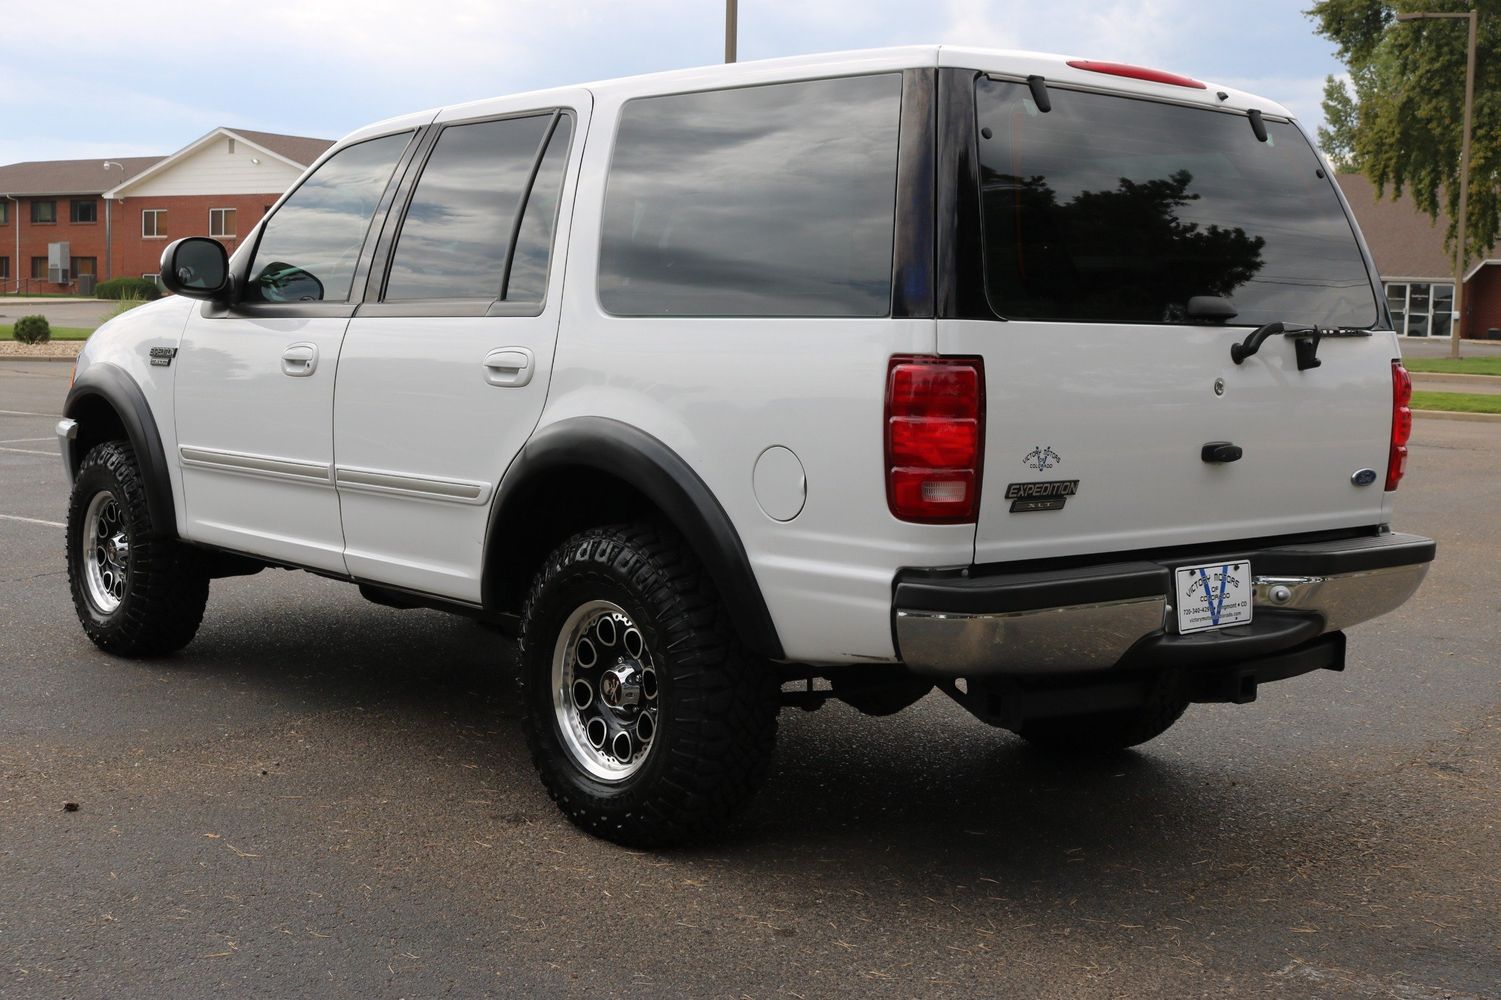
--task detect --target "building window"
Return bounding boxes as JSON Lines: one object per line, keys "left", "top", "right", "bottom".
{"left": 31, "top": 257, "right": 49, "bottom": 280}
{"left": 0, "top": 202, "right": 8, "bottom": 225}
{"left": 209, "top": 208, "right": 237, "bottom": 239}
{"left": 1385, "top": 281, "right": 1456, "bottom": 337}
{"left": 143, "top": 272, "right": 163, "bottom": 288}
{"left": 142, "top": 209, "right": 167, "bottom": 238}
{"left": 71, "top": 257, "right": 97, "bottom": 277}
{"left": 0, "top": 257, "right": 9, "bottom": 279}
{"left": 70, "top": 199, "right": 97, "bottom": 224}
{"left": 31, "top": 200, "right": 56, "bottom": 224}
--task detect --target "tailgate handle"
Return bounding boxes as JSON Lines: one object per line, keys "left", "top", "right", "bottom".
{"left": 1202, "top": 441, "right": 1243, "bottom": 464}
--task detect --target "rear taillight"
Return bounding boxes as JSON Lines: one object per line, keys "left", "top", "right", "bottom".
{"left": 885, "top": 356, "right": 985, "bottom": 523}
{"left": 1386, "top": 360, "right": 1413, "bottom": 491}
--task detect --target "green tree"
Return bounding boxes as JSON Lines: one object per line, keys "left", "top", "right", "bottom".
{"left": 1309, "top": 0, "right": 1500, "bottom": 260}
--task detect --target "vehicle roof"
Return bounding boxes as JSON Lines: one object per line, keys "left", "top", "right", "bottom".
{"left": 338, "top": 44, "right": 1298, "bottom": 149}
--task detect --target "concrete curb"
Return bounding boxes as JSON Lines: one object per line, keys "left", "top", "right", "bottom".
{"left": 0, "top": 355, "right": 76, "bottom": 364}
{"left": 1410, "top": 371, "right": 1501, "bottom": 386}
{"left": 1413, "top": 408, "right": 1501, "bottom": 423}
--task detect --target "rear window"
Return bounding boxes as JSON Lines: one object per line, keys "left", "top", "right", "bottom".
{"left": 599, "top": 74, "right": 902, "bottom": 317}
{"left": 974, "top": 78, "right": 1378, "bottom": 328}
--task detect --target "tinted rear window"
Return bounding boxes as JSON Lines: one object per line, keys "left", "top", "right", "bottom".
{"left": 974, "top": 78, "right": 1378, "bottom": 328}
{"left": 599, "top": 74, "right": 902, "bottom": 317}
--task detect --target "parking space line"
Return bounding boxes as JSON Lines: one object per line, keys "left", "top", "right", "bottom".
{"left": 0, "top": 446, "right": 54, "bottom": 456}
{"left": 0, "top": 437, "right": 53, "bottom": 444}
{"left": 0, "top": 409, "right": 62, "bottom": 417}
{"left": 0, "top": 514, "right": 65, "bottom": 528}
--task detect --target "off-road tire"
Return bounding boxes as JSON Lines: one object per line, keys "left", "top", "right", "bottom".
{"left": 66, "top": 440, "right": 209, "bottom": 656}
{"left": 1016, "top": 690, "right": 1190, "bottom": 754}
{"left": 519, "top": 523, "right": 779, "bottom": 847}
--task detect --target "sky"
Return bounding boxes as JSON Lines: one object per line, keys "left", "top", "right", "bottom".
{"left": 1, "top": 0, "right": 1349, "bottom": 165}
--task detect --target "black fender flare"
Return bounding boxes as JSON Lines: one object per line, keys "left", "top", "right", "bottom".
{"left": 485, "top": 417, "right": 784, "bottom": 660}
{"left": 64, "top": 363, "right": 177, "bottom": 538}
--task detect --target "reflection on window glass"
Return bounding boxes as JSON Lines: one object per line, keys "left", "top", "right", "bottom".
{"left": 599, "top": 74, "right": 902, "bottom": 317}
{"left": 975, "top": 79, "right": 1377, "bottom": 328}
{"left": 505, "top": 117, "right": 572, "bottom": 303}
{"left": 385, "top": 114, "right": 567, "bottom": 302}
{"left": 246, "top": 132, "right": 410, "bottom": 303}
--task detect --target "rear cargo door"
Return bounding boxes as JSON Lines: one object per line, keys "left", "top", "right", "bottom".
{"left": 939, "top": 73, "right": 1397, "bottom": 566}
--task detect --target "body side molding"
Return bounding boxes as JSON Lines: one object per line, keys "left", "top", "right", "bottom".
{"left": 485, "top": 417, "right": 785, "bottom": 660}
{"left": 64, "top": 363, "right": 177, "bottom": 538}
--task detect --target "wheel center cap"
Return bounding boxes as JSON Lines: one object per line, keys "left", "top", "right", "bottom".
{"left": 600, "top": 663, "right": 641, "bottom": 709}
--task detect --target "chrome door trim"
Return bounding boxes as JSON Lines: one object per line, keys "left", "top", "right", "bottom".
{"left": 334, "top": 466, "right": 491, "bottom": 505}
{"left": 179, "top": 445, "right": 333, "bottom": 486}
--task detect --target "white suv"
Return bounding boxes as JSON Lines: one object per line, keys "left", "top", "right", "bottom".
{"left": 57, "top": 47, "right": 1434, "bottom": 846}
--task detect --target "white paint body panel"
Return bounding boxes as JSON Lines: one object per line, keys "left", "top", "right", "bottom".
{"left": 942, "top": 320, "right": 1401, "bottom": 565}
{"left": 70, "top": 296, "right": 197, "bottom": 536}
{"left": 335, "top": 93, "right": 593, "bottom": 601}
{"left": 174, "top": 310, "right": 351, "bottom": 573}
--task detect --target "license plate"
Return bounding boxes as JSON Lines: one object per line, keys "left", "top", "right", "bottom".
{"left": 1174, "top": 561, "right": 1253, "bottom": 634}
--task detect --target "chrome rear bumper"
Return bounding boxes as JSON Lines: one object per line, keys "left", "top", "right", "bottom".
{"left": 895, "top": 534, "right": 1433, "bottom": 677}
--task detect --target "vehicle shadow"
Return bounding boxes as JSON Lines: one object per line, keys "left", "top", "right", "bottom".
{"left": 155, "top": 574, "right": 1385, "bottom": 899}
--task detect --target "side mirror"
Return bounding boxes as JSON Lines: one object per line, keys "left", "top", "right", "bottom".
{"left": 160, "top": 237, "right": 230, "bottom": 301}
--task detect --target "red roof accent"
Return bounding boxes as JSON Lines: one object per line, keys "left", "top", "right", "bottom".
{"left": 1066, "top": 60, "right": 1207, "bottom": 90}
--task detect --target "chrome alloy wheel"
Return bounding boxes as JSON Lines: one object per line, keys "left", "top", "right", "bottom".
{"left": 552, "top": 600, "right": 661, "bottom": 781}
{"left": 82, "top": 489, "right": 130, "bottom": 615}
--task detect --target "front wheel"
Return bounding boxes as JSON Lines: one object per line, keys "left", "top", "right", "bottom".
{"left": 519, "top": 524, "right": 779, "bottom": 847}
{"left": 66, "top": 440, "right": 209, "bottom": 656}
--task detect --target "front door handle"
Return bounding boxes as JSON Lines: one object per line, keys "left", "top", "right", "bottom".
{"left": 281, "top": 342, "right": 318, "bottom": 377}
{"left": 483, "top": 347, "right": 534, "bottom": 387}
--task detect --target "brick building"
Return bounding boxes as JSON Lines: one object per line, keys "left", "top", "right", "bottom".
{"left": 0, "top": 127, "right": 331, "bottom": 294}
{"left": 1336, "top": 173, "right": 1501, "bottom": 340}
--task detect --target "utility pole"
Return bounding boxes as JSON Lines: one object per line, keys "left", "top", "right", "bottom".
{"left": 1396, "top": 10, "right": 1479, "bottom": 359}
{"left": 725, "top": 0, "right": 737, "bottom": 63}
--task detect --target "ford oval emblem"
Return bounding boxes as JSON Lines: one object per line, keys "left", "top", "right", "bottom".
{"left": 1351, "top": 468, "right": 1378, "bottom": 487}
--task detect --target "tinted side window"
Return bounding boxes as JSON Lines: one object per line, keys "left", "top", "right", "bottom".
{"left": 599, "top": 74, "right": 902, "bottom": 317}
{"left": 245, "top": 132, "right": 411, "bottom": 304}
{"left": 973, "top": 78, "right": 1378, "bottom": 328}
{"left": 504, "top": 117, "right": 573, "bottom": 303}
{"left": 384, "top": 113, "right": 571, "bottom": 302}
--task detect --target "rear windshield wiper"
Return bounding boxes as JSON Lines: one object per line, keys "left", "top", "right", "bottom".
{"left": 1230, "top": 321, "right": 1373, "bottom": 371}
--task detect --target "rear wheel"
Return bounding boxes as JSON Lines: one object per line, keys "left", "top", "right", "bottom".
{"left": 1016, "top": 693, "right": 1189, "bottom": 754}
{"left": 519, "top": 523, "right": 778, "bottom": 847}
{"left": 66, "top": 440, "right": 209, "bottom": 656}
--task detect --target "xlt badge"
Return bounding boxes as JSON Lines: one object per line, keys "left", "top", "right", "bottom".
{"left": 1005, "top": 479, "right": 1079, "bottom": 513}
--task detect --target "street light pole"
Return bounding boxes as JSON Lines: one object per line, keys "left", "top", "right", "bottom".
{"left": 725, "top": 0, "right": 737, "bottom": 63}
{"left": 1396, "top": 10, "right": 1478, "bottom": 359}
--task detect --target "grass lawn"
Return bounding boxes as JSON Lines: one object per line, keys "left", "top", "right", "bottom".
{"left": 1411, "top": 390, "right": 1501, "bottom": 414}
{"left": 0, "top": 325, "right": 92, "bottom": 341}
{"left": 1404, "top": 357, "right": 1501, "bottom": 377}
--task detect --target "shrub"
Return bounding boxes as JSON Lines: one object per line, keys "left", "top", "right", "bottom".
{"left": 96, "top": 277, "right": 161, "bottom": 301}
{"left": 13, "top": 315, "right": 51, "bottom": 344}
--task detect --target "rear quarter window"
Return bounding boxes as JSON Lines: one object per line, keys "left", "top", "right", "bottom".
{"left": 974, "top": 77, "right": 1378, "bottom": 329}
{"left": 599, "top": 73, "right": 902, "bottom": 318}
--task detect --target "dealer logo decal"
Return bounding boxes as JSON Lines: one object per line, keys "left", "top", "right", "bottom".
{"left": 1023, "top": 445, "right": 1061, "bottom": 472}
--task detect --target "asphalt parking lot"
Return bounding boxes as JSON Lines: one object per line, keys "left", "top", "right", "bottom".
{"left": 2, "top": 358, "right": 1498, "bottom": 999}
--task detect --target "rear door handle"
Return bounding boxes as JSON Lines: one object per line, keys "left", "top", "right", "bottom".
{"left": 281, "top": 342, "right": 318, "bottom": 377}
{"left": 483, "top": 347, "right": 534, "bottom": 387}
